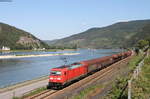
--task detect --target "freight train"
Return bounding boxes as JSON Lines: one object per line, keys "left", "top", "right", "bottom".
{"left": 47, "top": 51, "right": 132, "bottom": 89}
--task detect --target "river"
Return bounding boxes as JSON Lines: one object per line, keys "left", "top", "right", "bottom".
{"left": 0, "top": 49, "right": 121, "bottom": 88}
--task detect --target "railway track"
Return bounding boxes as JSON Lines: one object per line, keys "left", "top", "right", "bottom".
{"left": 24, "top": 90, "right": 57, "bottom": 99}
{"left": 24, "top": 65, "right": 115, "bottom": 99}
{"left": 24, "top": 56, "right": 132, "bottom": 99}
{"left": 45, "top": 56, "right": 132, "bottom": 99}
{"left": 42, "top": 60, "right": 126, "bottom": 99}
{"left": 44, "top": 67, "right": 115, "bottom": 99}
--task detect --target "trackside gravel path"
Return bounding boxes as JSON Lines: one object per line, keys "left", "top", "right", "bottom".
{"left": 0, "top": 77, "right": 48, "bottom": 99}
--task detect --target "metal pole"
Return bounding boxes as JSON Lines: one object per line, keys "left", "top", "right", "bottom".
{"left": 128, "top": 80, "right": 131, "bottom": 99}
{"left": 13, "top": 91, "right": 15, "bottom": 98}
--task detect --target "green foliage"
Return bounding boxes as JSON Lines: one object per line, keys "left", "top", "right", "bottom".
{"left": 12, "top": 97, "right": 21, "bottom": 99}
{"left": 137, "top": 40, "right": 149, "bottom": 49}
{"left": 23, "top": 87, "right": 46, "bottom": 98}
{"left": 0, "top": 23, "right": 49, "bottom": 50}
{"left": 11, "top": 87, "right": 47, "bottom": 99}
{"left": 104, "top": 77, "right": 128, "bottom": 99}
{"left": 14, "top": 87, "right": 47, "bottom": 99}
{"left": 131, "top": 56, "right": 150, "bottom": 99}
{"left": 128, "top": 23, "right": 150, "bottom": 47}
{"left": 104, "top": 53, "right": 144, "bottom": 99}
{"left": 48, "top": 20, "right": 150, "bottom": 49}
{"left": 71, "top": 84, "right": 103, "bottom": 99}
{"left": 144, "top": 56, "right": 150, "bottom": 64}
{"left": 127, "top": 52, "right": 144, "bottom": 71}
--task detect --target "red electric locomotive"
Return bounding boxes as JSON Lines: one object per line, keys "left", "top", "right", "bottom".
{"left": 47, "top": 51, "right": 132, "bottom": 89}
{"left": 47, "top": 62, "right": 87, "bottom": 89}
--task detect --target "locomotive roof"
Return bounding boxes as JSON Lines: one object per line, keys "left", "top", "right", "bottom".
{"left": 53, "top": 62, "right": 81, "bottom": 69}
{"left": 56, "top": 65, "right": 70, "bottom": 69}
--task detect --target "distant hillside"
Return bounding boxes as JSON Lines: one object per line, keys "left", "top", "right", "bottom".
{"left": 0, "top": 23, "right": 49, "bottom": 50}
{"left": 127, "top": 23, "right": 150, "bottom": 46}
{"left": 44, "top": 39, "right": 59, "bottom": 45}
{"left": 47, "top": 20, "right": 150, "bottom": 49}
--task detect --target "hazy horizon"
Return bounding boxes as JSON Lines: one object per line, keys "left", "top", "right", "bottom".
{"left": 0, "top": 0, "right": 150, "bottom": 40}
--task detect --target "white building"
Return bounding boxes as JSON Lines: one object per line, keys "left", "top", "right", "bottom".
{"left": 2, "top": 46, "right": 10, "bottom": 51}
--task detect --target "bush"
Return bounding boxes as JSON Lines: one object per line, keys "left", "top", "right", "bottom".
{"left": 144, "top": 56, "right": 150, "bottom": 65}
{"left": 104, "top": 77, "right": 128, "bottom": 99}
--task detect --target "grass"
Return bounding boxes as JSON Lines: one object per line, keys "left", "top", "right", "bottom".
{"left": 12, "top": 87, "right": 47, "bottom": 99}
{"left": 0, "top": 48, "right": 76, "bottom": 53}
{"left": 70, "top": 53, "right": 144, "bottom": 99}
{"left": 104, "top": 53, "right": 145, "bottom": 99}
{"left": 128, "top": 53, "right": 144, "bottom": 71}
{"left": 104, "top": 77, "right": 129, "bottom": 99}
{"left": 0, "top": 50, "right": 39, "bottom": 52}
{"left": 23, "top": 87, "right": 47, "bottom": 98}
{"left": 23, "top": 87, "right": 47, "bottom": 97}
{"left": 12, "top": 97, "right": 21, "bottom": 99}
{"left": 70, "top": 83, "right": 105, "bottom": 99}
{"left": 131, "top": 56, "right": 150, "bottom": 99}
{"left": 0, "top": 49, "right": 58, "bottom": 53}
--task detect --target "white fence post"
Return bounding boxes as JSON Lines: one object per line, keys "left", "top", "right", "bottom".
{"left": 128, "top": 80, "right": 131, "bottom": 99}
{"left": 128, "top": 50, "right": 147, "bottom": 98}
{"left": 13, "top": 91, "right": 15, "bottom": 98}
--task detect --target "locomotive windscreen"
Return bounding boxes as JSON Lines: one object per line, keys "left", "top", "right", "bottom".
{"left": 51, "top": 71, "right": 61, "bottom": 75}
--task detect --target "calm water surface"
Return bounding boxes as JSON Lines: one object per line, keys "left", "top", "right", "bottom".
{"left": 0, "top": 49, "right": 121, "bottom": 88}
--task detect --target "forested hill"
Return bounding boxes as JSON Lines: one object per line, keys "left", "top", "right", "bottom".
{"left": 0, "top": 23, "right": 49, "bottom": 50}
{"left": 127, "top": 23, "right": 150, "bottom": 46}
{"left": 47, "top": 20, "right": 150, "bottom": 49}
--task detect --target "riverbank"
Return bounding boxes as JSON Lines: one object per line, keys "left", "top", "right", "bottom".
{"left": 0, "top": 76, "right": 48, "bottom": 93}
{"left": 0, "top": 53, "right": 80, "bottom": 59}
{"left": 0, "top": 49, "right": 77, "bottom": 53}
{"left": 0, "top": 76, "right": 49, "bottom": 99}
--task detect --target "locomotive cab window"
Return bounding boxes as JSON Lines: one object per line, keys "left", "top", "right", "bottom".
{"left": 69, "top": 63, "right": 82, "bottom": 69}
{"left": 50, "top": 71, "right": 61, "bottom": 75}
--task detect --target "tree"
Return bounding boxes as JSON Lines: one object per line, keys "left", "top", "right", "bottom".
{"left": 137, "top": 40, "right": 149, "bottom": 49}
{"left": 145, "top": 37, "right": 150, "bottom": 46}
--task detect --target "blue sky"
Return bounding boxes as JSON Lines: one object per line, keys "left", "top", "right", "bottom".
{"left": 0, "top": 0, "right": 150, "bottom": 40}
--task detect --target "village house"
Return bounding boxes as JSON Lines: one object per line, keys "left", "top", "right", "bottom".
{"left": 1, "top": 46, "right": 10, "bottom": 51}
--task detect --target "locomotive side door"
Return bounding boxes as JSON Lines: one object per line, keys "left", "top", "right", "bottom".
{"left": 64, "top": 70, "right": 69, "bottom": 83}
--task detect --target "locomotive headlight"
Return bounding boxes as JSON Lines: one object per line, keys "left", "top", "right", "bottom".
{"left": 57, "top": 78, "right": 61, "bottom": 80}
{"left": 50, "top": 77, "right": 53, "bottom": 80}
